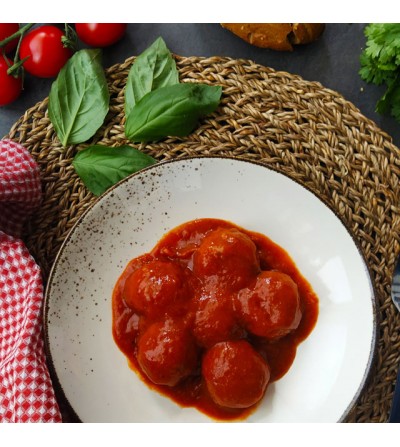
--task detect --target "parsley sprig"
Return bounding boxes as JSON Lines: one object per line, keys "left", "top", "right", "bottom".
{"left": 360, "top": 23, "right": 400, "bottom": 122}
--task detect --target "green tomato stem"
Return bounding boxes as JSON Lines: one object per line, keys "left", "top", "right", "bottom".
{"left": 0, "top": 23, "right": 34, "bottom": 49}
{"left": 6, "top": 56, "right": 29, "bottom": 76}
{"left": 62, "top": 23, "right": 77, "bottom": 51}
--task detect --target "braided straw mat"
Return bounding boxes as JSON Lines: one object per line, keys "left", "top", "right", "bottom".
{"left": 6, "top": 55, "right": 400, "bottom": 423}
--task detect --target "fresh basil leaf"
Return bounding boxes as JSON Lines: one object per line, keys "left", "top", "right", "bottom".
{"left": 73, "top": 145, "right": 156, "bottom": 196}
{"left": 125, "top": 83, "right": 222, "bottom": 143}
{"left": 48, "top": 49, "right": 110, "bottom": 147}
{"left": 125, "top": 36, "right": 179, "bottom": 116}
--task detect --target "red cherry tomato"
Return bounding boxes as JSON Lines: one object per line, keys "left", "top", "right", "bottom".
{"left": 0, "top": 23, "right": 20, "bottom": 54}
{"left": 19, "top": 25, "right": 72, "bottom": 78}
{"left": 0, "top": 55, "right": 22, "bottom": 106}
{"left": 75, "top": 23, "right": 127, "bottom": 47}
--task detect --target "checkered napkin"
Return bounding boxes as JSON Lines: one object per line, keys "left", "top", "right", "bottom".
{"left": 0, "top": 139, "right": 61, "bottom": 422}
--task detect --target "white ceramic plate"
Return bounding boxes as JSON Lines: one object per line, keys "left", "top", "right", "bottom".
{"left": 44, "top": 157, "right": 377, "bottom": 423}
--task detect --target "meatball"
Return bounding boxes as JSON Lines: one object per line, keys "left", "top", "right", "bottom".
{"left": 202, "top": 340, "right": 270, "bottom": 409}
{"left": 234, "top": 270, "right": 302, "bottom": 339}
{"left": 137, "top": 320, "right": 198, "bottom": 387}
{"left": 192, "top": 296, "right": 245, "bottom": 348}
{"left": 192, "top": 228, "right": 260, "bottom": 292}
{"left": 123, "top": 259, "right": 190, "bottom": 318}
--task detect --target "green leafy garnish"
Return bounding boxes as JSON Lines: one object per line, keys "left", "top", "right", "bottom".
{"left": 73, "top": 145, "right": 156, "bottom": 196}
{"left": 124, "top": 36, "right": 222, "bottom": 143}
{"left": 360, "top": 23, "right": 400, "bottom": 121}
{"left": 125, "top": 83, "right": 222, "bottom": 143}
{"left": 48, "top": 36, "right": 222, "bottom": 196}
{"left": 48, "top": 49, "right": 110, "bottom": 146}
{"left": 124, "top": 36, "right": 179, "bottom": 116}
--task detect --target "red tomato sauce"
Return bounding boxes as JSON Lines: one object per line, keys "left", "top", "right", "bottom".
{"left": 112, "top": 218, "right": 319, "bottom": 421}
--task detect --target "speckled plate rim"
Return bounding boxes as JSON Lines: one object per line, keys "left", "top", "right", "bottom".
{"left": 43, "top": 155, "right": 378, "bottom": 423}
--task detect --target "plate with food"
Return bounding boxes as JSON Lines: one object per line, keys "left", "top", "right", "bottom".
{"left": 44, "top": 156, "right": 377, "bottom": 422}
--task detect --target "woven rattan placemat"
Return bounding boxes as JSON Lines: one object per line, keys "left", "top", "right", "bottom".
{"left": 6, "top": 55, "right": 400, "bottom": 423}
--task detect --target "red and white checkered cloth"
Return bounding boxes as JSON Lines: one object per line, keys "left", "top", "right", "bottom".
{"left": 0, "top": 139, "right": 61, "bottom": 422}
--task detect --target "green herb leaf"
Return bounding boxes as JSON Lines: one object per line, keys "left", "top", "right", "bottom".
{"left": 125, "top": 37, "right": 179, "bottom": 116}
{"left": 377, "top": 79, "right": 400, "bottom": 121}
{"left": 125, "top": 83, "right": 222, "bottom": 143}
{"left": 376, "top": 77, "right": 398, "bottom": 115}
{"left": 359, "top": 24, "right": 400, "bottom": 122}
{"left": 73, "top": 145, "right": 156, "bottom": 196}
{"left": 48, "top": 49, "right": 110, "bottom": 147}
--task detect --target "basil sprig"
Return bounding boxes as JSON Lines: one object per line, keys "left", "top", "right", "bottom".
{"left": 124, "top": 37, "right": 222, "bottom": 143}
{"left": 125, "top": 83, "right": 222, "bottom": 142}
{"left": 125, "top": 36, "right": 179, "bottom": 116}
{"left": 48, "top": 49, "right": 110, "bottom": 147}
{"left": 73, "top": 145, "right": 156, "bottom": 196}
{"left": 48, "top": 37, "right": 222, "bottom": 196}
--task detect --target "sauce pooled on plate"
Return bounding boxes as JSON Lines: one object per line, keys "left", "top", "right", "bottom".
{"left": 112, "top": 218, "right": 319, "bottom": 420}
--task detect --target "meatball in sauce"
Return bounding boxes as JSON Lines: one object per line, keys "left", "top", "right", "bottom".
{"left": 112, "top": 218, "right": 318, "bottom": 421}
